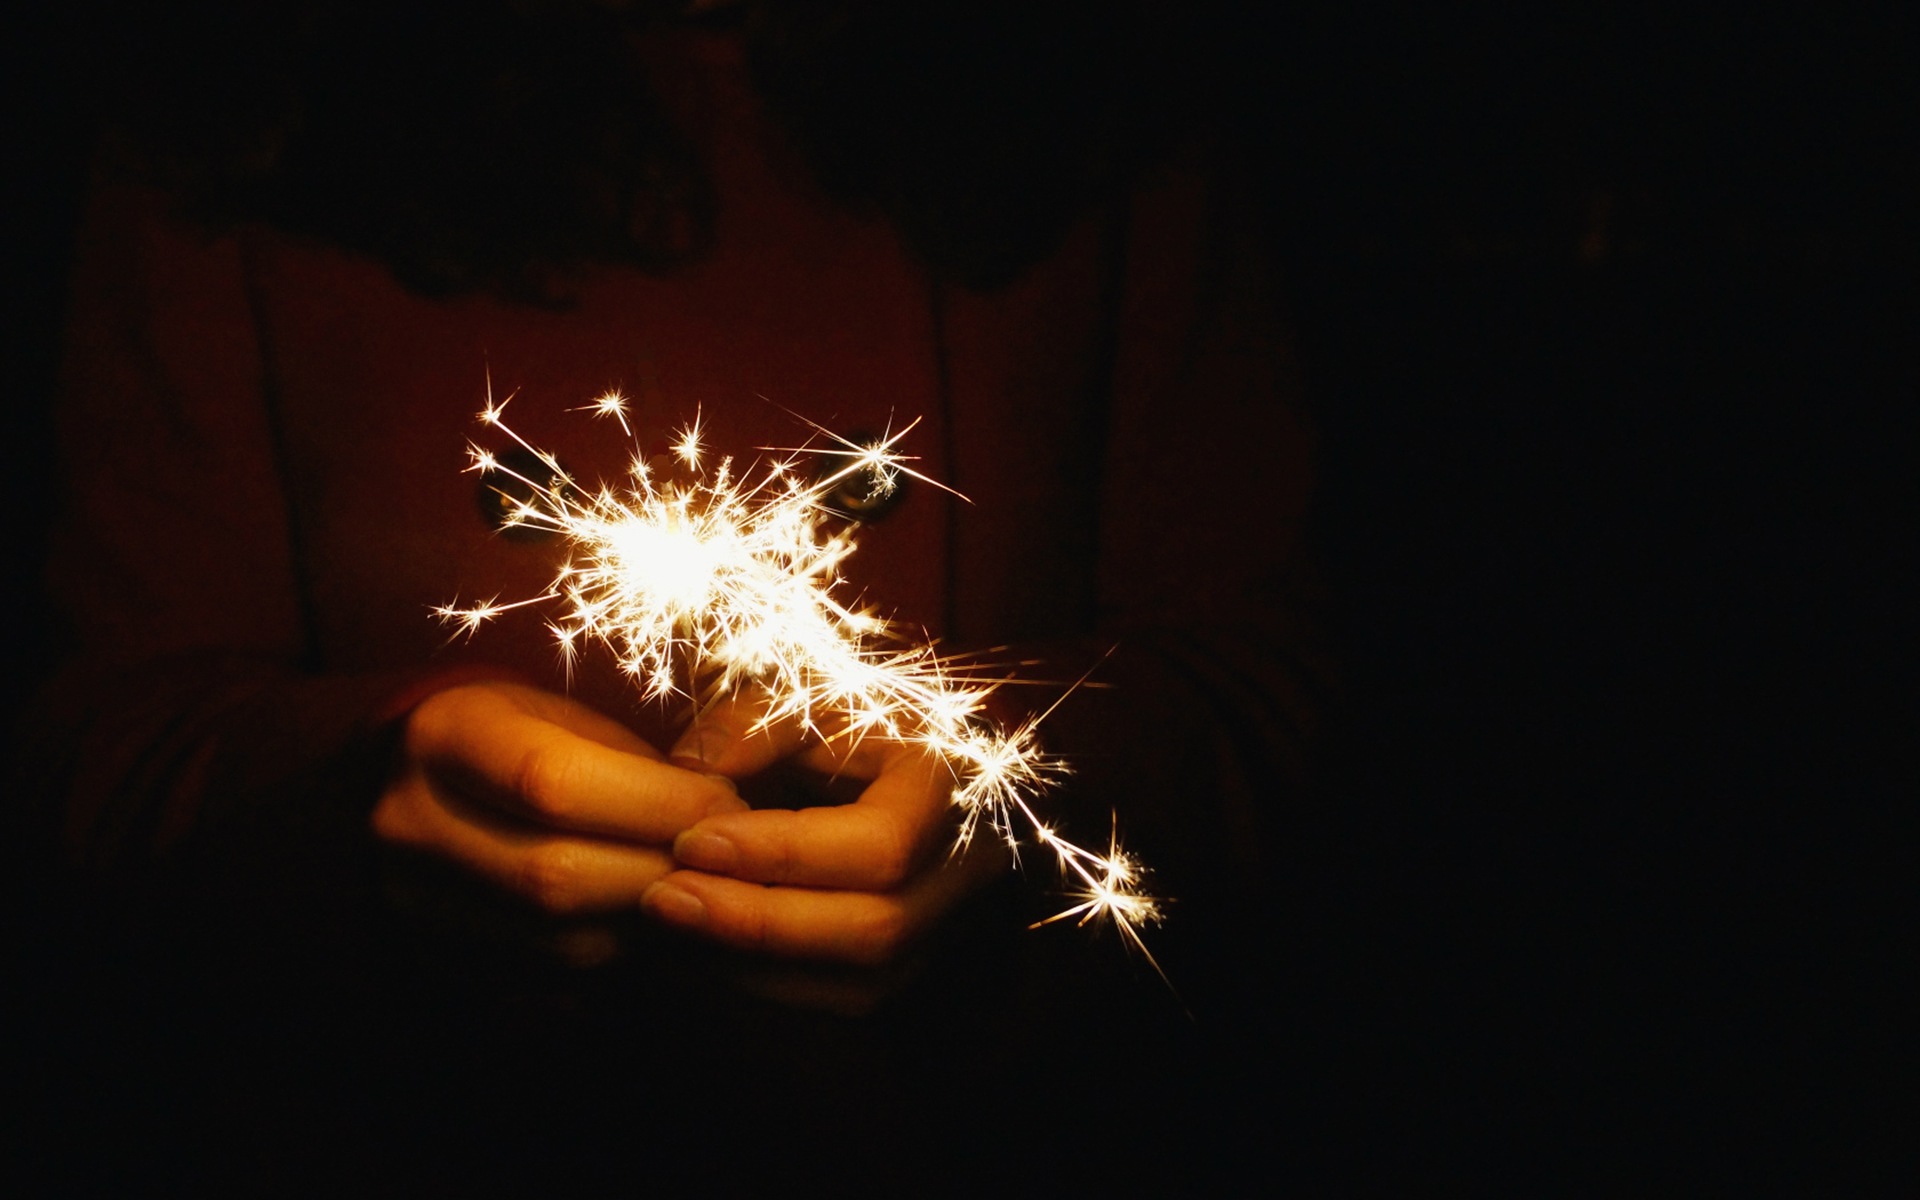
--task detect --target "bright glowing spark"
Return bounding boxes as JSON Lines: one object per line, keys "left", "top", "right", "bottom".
{"left": 576, "top": 388, "right": 634, "bottom": 437}
{"left": 672, "top": 412, "right": 705, "bottom": 469}
{"left": 441, "top": 396, "right": 1163, "bottom": 957}
{"left": 1029, "top": 815, "right": 1169, "bottom": 980}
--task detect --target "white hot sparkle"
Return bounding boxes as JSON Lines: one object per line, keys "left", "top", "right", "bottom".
{"left": 438, "top": 388, "right": 1165, "bottom": 964}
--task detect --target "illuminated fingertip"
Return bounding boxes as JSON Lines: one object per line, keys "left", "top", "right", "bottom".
{"left": 641, "top": 882, "right": 707, "bottom": 929}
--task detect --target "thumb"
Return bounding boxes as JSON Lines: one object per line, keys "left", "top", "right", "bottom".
{"left": 669, "top": 690, "right": 806, "bottom": 777}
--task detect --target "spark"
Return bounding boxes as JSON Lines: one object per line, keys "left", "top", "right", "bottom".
{"left": 761, "top": 411, "right": 970, "bottom": 505}
{"left": 1030, "top": 815, "right": 1170, "bottom": 983}
{"left": 442, "top": 394, "right": 1164, "bottom": 958}
{"left": 575, "top": 388, "right": 633, "bottom": 437}
{"left": 671, "top": 411, "right": 705, "bottom": 469}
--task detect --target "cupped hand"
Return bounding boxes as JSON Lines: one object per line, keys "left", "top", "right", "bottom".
{"left": 639, "top": 695, "right": 1008, "bottom": 967}
{"left": 373, "top": 681, "right": 746, "bottom": 919}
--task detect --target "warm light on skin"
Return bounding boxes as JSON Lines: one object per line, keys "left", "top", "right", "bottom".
{"left": 442, "top": 389, "right": 1164, "bottom": 965}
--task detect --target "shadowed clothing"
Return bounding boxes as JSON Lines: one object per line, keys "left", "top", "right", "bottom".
{"left": 17, "top": 20, "right": 1318, "bottom": 1193}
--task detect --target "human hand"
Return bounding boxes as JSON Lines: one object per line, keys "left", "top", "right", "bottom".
{"left": 639, "top": 695, "right": 1008, "bottom": 968}
{"left": 372, "top": 681, "right": 746, "bottom": 956}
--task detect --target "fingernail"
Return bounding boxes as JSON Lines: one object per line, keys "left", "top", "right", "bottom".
{"left": 670, "top": 731, "right": 725, "bottom": 769}
{"left": 673, "top": 830, "right": 739, "bottom": 873}
{"left": 641, "top": 881, "right": 706, "bottom": 929}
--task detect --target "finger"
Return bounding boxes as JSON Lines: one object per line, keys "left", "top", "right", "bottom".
{"left": 374, "top": 771, "right": 677, "bottom": 915}
{"left": 408, "top": 685, "right": 743, "bottom": 842}
{"left": 668, "top": 689, "right": 808, "bottom": 777}
{"left": 667, "top": 690, "right": 905, "bottom": 781}
{"left": 671, "top": 747, "right": 955, "bottom": 889}
{"left": 502, "top": 684, "right": 667, "bottom": 760}
{"left": 639, "top": 853, "right": 989, "bottom": 966}
{"left": 790, "top": 728, "right": 899, "bottom": 779}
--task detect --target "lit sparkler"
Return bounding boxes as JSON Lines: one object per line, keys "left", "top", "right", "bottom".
{"left": 439, "top": 386, "right": 1164, "bottom": 963}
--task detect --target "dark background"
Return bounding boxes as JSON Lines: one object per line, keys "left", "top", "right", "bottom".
{"left": 4, "top": 2, "right": 1909, "bottom": 1191}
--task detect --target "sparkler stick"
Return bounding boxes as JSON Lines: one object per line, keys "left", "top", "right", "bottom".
{"left": 439, "top": 385, "right": 1164, "bottom": 965}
